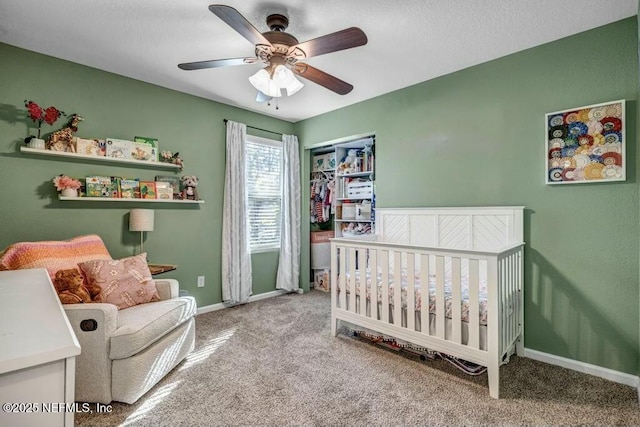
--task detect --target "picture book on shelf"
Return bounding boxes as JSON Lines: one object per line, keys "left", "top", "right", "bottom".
{"left": 155, "top": 175, "right": 181, "bottom": 199}
{"left": 105, "top": 138, "right": 134, "bottom": 160}
{"left": 139, "top": 181, "right": 157, "bottom": 199}
{"left": 133, "top": 136, "right": 159, "bottom": 162}
{"left": 86, "top": 176, "right": 114, "bottom": 198}
{"left": 119, "top": 179, "right": 141, "bottom": 199}
{"left": 155, "top": 182, "right": 173, "bottom": 200}
{"left": 111, "top": 177, "right": 122, "bottom": 198}
{"left": 74, "top": 137, "right": 106, "bottom": 157}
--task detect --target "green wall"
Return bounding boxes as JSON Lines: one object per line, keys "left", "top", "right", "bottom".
{"left": 0, "top": 43, "right": 294, "bottom": 307}
{"left": 296, "top": 18, "right": 639, "bottom": 375}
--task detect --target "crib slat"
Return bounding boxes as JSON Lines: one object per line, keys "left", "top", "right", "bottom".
{"left": 358, "top": 249, "right": 367, "bottom": 315}
{"left": 369, "top": 249, "right": 378, "bottom": 320}
{"left": 468, "top": 259, "right": 480, "bottom": 349}
{"left": 509, "top": 253, "right": 515, "bottom": 346}
{"left": 500, "top": 256, "right": 506, "bottom": 354}
{"left": 451, "top": 257, "right": 461, "bottom": 344}
{"left": 407, "top": 253, "right": 415, "bottom": 331}
{"left": 339, "top": 247, "right": 346, "bottom": 311}
{"left": 420, "top": 254, "right": 429, "bottom": 335}
{"left": 435, "top": 256, "right": 445, "bottom": 339}
{"left": 381, "top": 251, "right": 389, "bottom": 323}
{"left": 348, "top": 248, "right": 357, "bottom": 313}
{"left": 393, "top": 252, "right": 402, "bottom": 327}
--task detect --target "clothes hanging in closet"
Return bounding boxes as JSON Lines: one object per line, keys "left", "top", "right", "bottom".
{"left": 310, "top": 174, "right": 333, "bottom": 223}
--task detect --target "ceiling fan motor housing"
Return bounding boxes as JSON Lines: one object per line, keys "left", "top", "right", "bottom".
{"left": 266, "top": 14, "right": 288, "bottom": 31}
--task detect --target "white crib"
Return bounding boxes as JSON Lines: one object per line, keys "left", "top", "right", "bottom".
{"left": 330, "top": 206, "right": 525, "bottom": 398}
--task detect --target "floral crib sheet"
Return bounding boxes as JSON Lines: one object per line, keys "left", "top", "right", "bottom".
{"left": 338, "top": 269, "right": 488, "bottom": 325}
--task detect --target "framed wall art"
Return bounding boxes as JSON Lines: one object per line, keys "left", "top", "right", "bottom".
{"left": 545, "top": 99, "right": 625, "bottom": 184}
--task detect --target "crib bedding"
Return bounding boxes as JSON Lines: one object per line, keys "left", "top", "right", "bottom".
{"left": 339, "top": 270, "right": 488, "bottom": 325}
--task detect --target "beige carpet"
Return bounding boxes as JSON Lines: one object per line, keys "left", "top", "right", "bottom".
{"left": 76, "top": 291, "right": 640, "bottom": 426}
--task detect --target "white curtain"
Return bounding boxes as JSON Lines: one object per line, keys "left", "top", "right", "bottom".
{"left": 276, "top": 134, "right": 301, "bottom": 292}
{"left": 222, "top": 120, "right": 252, "bottom": 304}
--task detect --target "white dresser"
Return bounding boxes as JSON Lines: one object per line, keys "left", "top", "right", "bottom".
{"left": 0, "top": 268, "right": 81, "bottom": 427}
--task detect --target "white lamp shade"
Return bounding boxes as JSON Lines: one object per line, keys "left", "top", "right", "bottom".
{"left": 129, "top": 209, "right": 154, "bottom": 232}
{"left": 272, "top": 65, "right": 294, "bottom": 86}
{"left": 284, "top": 76, "right": 304, "bottom": 96}
{"left": 249, "top": 69, "right": 281, "bottom": 98}
{"left": 255, "top": 90, "right": 273, "bottom": 103}
{"left": 273, "top": 65, "right": 304, "bottom": 96}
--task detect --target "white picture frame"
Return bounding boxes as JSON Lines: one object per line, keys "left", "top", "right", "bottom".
{"left": 545, "top": 99, "right": 625, "bottom": 184}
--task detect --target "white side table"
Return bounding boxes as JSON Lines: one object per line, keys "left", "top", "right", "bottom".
{"left": 0, "top": 269, "right": 81, "bottom": 427}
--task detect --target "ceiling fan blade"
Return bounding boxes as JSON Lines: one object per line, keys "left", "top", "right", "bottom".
{"left": 292, "top": 63, "right": 353, "bottom": 95}
{"left": 209, "top": 5, "right": 272, "bottom": 47}
{"left": 178, "top": 57, "right": 258, "bottom": 70}
{"left": 288, "top": 27, "right": 367, "bottom": 60}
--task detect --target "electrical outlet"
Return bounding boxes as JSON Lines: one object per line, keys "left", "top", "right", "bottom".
{"left": 197, "top": 276, "right": 205, "bottom": 288}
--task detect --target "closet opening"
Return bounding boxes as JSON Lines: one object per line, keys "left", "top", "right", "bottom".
{"left": 307, "top": 134, "right": 375, "bottom": 292}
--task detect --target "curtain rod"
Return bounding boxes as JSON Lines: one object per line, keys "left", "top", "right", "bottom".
{"left": 223, "top": 119, "right": 283, "bottom": 137}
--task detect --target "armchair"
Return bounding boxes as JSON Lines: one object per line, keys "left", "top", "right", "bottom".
{"left": 0, "top": 235, "right": 196, "bottom": 404}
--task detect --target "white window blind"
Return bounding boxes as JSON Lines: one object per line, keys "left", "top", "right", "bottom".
{"left": 245, "top": 136, "right": 282, "bottom": 252}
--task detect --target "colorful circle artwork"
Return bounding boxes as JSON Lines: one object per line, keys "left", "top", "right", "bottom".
{"left": 546, "top": 101, "right": 624, "bottom": 183}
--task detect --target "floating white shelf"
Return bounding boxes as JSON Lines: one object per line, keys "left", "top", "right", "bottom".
{"left": 59, "top": 196, "right": 204, "bottom": 204}
{"left": 21, "top": 146, "right": 181, "bottom": 170}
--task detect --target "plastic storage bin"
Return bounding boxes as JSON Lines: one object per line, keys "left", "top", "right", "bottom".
{"left": 311, "top": 230, "right": 334, "bottom": 269}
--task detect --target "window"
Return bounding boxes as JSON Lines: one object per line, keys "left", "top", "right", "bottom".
{"left": 245, "top": 135, "right": 282, "bottom": 252}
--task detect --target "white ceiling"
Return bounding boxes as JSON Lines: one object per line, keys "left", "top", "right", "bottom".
{"left": 0, "top": 1, "right": 637, "bottom": 123}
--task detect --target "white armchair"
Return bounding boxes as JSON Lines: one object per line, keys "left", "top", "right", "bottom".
{"left": 0, "top": 235, "right": 196, "bottom": 404}
{"left": 63, "top": 279, "right": 196, "bottom": 404}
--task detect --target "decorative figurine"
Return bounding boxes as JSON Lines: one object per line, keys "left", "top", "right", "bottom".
{"left": 46, "top": 113, "right": 83, "bottom": 152}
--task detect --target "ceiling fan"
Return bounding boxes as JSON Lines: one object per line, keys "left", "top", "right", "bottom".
{"left": 178, "top": 5, "right": 367, "bottom": 100}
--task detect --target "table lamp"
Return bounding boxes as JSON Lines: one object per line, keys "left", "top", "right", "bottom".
{"left": 129, "top": 209, "right": 154, "bottom": 255}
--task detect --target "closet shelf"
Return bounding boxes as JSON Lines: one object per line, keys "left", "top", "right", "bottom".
{"left": 58, "top": 196, "right": 204, "bottom": 204}
{"left": 337, "top": 197, "right": 372, "bottom": 201}
{"left": 335, "top": 219, "right": 373, "bottom": 223}
{"left": 337, "top": 171, "right": 373, "bottom": 178}
{"left": 21, "top": 146, "right": 181, "bottom": 170}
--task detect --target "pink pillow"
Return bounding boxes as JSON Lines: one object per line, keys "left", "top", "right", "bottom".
{"left": 78, "top": 253, "right": 159, "bottom": 310}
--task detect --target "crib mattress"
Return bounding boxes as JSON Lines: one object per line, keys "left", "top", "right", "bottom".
{"left": 338, "top": 270, "right": 488, "bottom": 325}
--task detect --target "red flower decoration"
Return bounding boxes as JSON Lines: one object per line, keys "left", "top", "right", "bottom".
{"left": 44, "top": 107, "right": 62, "bottom": 125}
{"left": 25, "top": 101, "right": 43, "bottom": 122}
{"left": 24, "top": 100, "right": 65, "bottom": 139}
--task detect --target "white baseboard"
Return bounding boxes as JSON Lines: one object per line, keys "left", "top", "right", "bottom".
{"left": 524, "top": 348, "right": 639, "bottom": 388}
{"left": 196, "top": 289, "right": 289, "bottom": 315}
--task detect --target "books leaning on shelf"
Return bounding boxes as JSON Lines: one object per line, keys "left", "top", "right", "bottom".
{"left": 155, "top": 182, "right": 173, "bottom": 200}
{"left": 155, "top": 175, "right": 181, "bottom": 199}
{"left": 139, "top": 181, "right": 157, "bottom": 199}
{"left": 74, "top": 137, "right": 106, "bottom": 157}
{"left": 86, "top": 176, "right": 117, "bottom": 198}
{"left": 120, "top": 179, "right": 141, "bottom": 199}
{"left": 106, "top": 137, "right": 158, "bottom": 162}
{"left": 133, "top": 136, "right": 159, "bottom": 162}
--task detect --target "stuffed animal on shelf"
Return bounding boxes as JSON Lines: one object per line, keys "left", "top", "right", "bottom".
{"left": 52, "top": 268, "right": 102, "bottom": 304}
{"left": 46, "top": 113, "right": 84, "bottom": 152}
{"left": 339, "top": 149, "right": 359, "bottom": 174}
{"left": 181, "top": 175, "right": 199, "bottom": 200}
